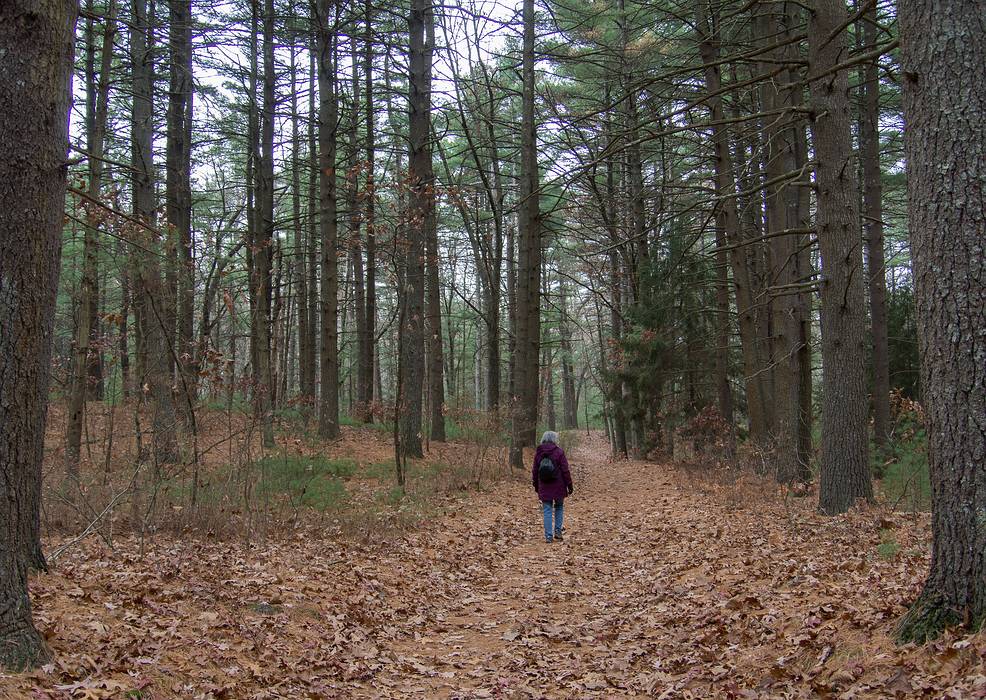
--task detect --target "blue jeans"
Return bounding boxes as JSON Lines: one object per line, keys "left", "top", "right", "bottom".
{"left": 542, "top": 499, "right": 564, "bottom": 541}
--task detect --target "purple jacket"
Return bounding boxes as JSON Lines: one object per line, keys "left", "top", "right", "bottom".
{"left": 532, "top": 443, "right": 572, "bottom": 502}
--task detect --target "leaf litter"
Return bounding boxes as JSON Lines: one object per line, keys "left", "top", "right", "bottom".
{"left": 3, "top": 433, "right": 984, "bottom": 698}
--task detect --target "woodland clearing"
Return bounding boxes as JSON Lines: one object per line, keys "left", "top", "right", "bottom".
{"left": 1, "top": 431, "right": 983, "bottom": 699}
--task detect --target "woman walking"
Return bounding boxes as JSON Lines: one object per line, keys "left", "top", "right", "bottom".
{"left": 532, "top": 431, "right": 574, "bottom": 543}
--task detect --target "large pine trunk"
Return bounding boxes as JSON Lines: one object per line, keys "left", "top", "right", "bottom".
{"left": 0, "top": 0, "right": 76, "bottom": 668}
{"left": 166, "top": 0, "right": 195, "bottom": 414}
{"left": 809, "top": 0, "right": 872, "bottom": 515}
{"left": 362, "top": 0, "right": 377, "bottom": 420}
{"left": 290, "top": 38, "right": 313, "bottom": 417}
{"left": 315, "top": 0, "right": 340, "bottom": 440}
{"left": 896, "top": 0, "right": 986, "bottom": 643}
{"left": 758, "top": 5, "right": 812, "bottom": 483}
{"left": 602, "top": 82, "right": 627, "bottom": 459}
{"left": 399, "top": 0, "right": 432, "bottom": 458}
{"left": 252, "top": 0, "right": 276, "bottom": 447}
{"left": 346, "top": 32, "right": 370, "bottom": 423}
{"left": 423, "top": 2, "right": 445, "bottom": 443}
{"left": 509, "top": 0, "right": 541, "bottom": 469}
{"left": 694, "top": 1, "right": 771, "bottom": 449}
{"left": 131, "top": 0, "right": 179, "bottom": 466}
{"left": 859, "top": 4, "right": 891, "bottom": 450}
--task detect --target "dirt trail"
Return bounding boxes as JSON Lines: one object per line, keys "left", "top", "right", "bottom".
{"left": 4, "top": 433, "right": 980, "bottom": 698}
{"left": 344, "top": 434, "right": 962, "bottom": 698}
{"left": 369, "top": 433, "right": 672, "bottom": 698}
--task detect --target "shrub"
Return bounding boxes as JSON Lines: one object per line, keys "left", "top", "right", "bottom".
{"left": 254, "top": 453, "right": 355, "bottom": 511}
{"left": 879, "top": 391, "right": 930, "bottom": 511}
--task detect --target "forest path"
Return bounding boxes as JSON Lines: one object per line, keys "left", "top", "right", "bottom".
{"left": 4, "top": 433, "right": 960, "bottom": 698}
{"left": 365, "top": 432, "right": 677, "bottom": 698}
{"left": 348, "top": 433, "right": 942, "bottom": 698}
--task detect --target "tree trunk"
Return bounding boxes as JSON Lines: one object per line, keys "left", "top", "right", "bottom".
{"left": 859, "top": 4, "right": 891, "bottom": 450}
{"left": 290, "top": 37, "right": 313, "bottom": 416}
{"left": 0, "top": 0, "right": 76, "bottom": 668}
{"left": 346, "top": 32, "right": 369, "bottom": 424}
{"left": 559, "top": 284, "right": 578, "bottom": 430}
{"left": 542, "top": 344, "right": 557, "bottom": 432}
{"left": 758, "top": 6, "right": 810, "bottom": 482}
{"left": 363, "top": 0, "right": 377, "bottom": 420}
{"left": 712, "top": 220, "right": 735, "bottom": 450}
{"left": 809, "top": 0, "right": 872, "bottom": 515}
{"left": 118, "top": 237, "right": 132, "bottom": 400}
{"left": 251, "top": 0, "right": 276, "bottom": 447}
{"left": 269, "top": 242, "right": 284, "bottom": 408}
{"left": 423, "top": 2, "right": 444, "bottom": 443}
{"left": 426, "top": 222, "right": 446, "bottom": 441}
{"left": 67, "top": 2, "right": 115, "bottom": 490}
{"left": 167, "top": 0, "right": 194, "bottom": 415}
{"left": 694, "top": 1, "right": 771, "bottom": 447}
{"left": 506, "top": 220, "right": 516, "bottom": 404}
{"left": 602, "top": 82, "right": 629, "bottom": 459}
{"left": 245, "top": 0, "right": 259, "bottom": 390}
{"left": 132, "top": 0, "right": 178, "bottom": 466}
{"left": 895, "top": 0, "right": 986, "bottom": 643}
{"left": 509, "top": 0, "right": 541, "bottom": 469}
{"left": 304, "top": 35, "right": 319, "bottom": 404}
{"left": 315, "top": 0, "right": 340, "bottom": 439}
{"left": 399, "top": 0, "right": 433, "bottom": 457}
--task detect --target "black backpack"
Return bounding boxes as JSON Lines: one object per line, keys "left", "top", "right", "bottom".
{"left": 538, "top": 455, "right": 557, "bottom": 483}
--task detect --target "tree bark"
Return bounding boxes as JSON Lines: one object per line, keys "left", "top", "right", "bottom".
{"left": 0, "top": 0, "right": 76, "bottom": 668}
{"left": 423, "top": 0, "right": 444, "bottom": 443}
{"left": 363, "top": 0, "right": 377, "bottom": 420}
{"left": 400, "top": 0, "right": 433, "bottom": 457}
{"left": 315, "top": 0, "right": 340, "bottom": 439}
{"left": 132, "top": 0, "right": 179, "bottom": 466}
{"left": 509, "top": 0, "right": 541, "bottom": 469}
{"left": 67, "top": 1, "right": 116, "bottom": 490}
{"left": 895, "top": 0, "right": 986, "bottom": 643}
{"left": 758, "top": 6, "right": 811, "bottom": 482}
{"left": 167, "top": 0, "right": 194, "bottom": 415}
{"left": 252, "top": 0, "right": 276, "bottom": 447}
{"left": 290, "top": 36, "right": 313, "bottom": 416}
{"left": 809, "top": 0, "right": 872, "bottom": 515}
{"left": 304, "top": 33, "right": 319, "bottom": 404}
{"left": 694, "top": 0, "right": 771, "bottom": 448}
{"left": 859, "top": 3, "right": 891, "bottom": 450}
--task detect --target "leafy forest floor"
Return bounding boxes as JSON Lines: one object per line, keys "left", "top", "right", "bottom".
{"left": 4, "top": 429, "right": 985, "bottom": 698}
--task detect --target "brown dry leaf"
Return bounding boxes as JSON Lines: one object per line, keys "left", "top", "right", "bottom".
{"left": 1, "top": 432, "right": 982, "bottom": 699}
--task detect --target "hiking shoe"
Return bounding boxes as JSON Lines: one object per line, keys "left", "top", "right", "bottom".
{"left": 554, "top": 533, "right": 563, "bottom": 542}
{"left": 545, "top": 537, "right": 553, "bottom": 544}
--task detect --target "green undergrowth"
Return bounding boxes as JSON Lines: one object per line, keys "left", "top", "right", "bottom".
{"left": 145, "top": 408, "right": 516, "bottom": 537}
{"left": 876, "top": 528, "right": 901, "bottom": 560}
{"left": 365, "top": 458, "right": 485, "bottom": 491}
{"left": 156, "top": 444, "right": 503, "bottom": 538}
{"left": 875, "top": 399, "right": 931, "bottom": 511}
{"left": 161, "top": 453, "right": 357, "bottom": 514}
{"left": 878, "top": 443, "right": 931, "bottom": 511}
{"left": 254, "top": 453, "right": 356, "bottom": 510}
